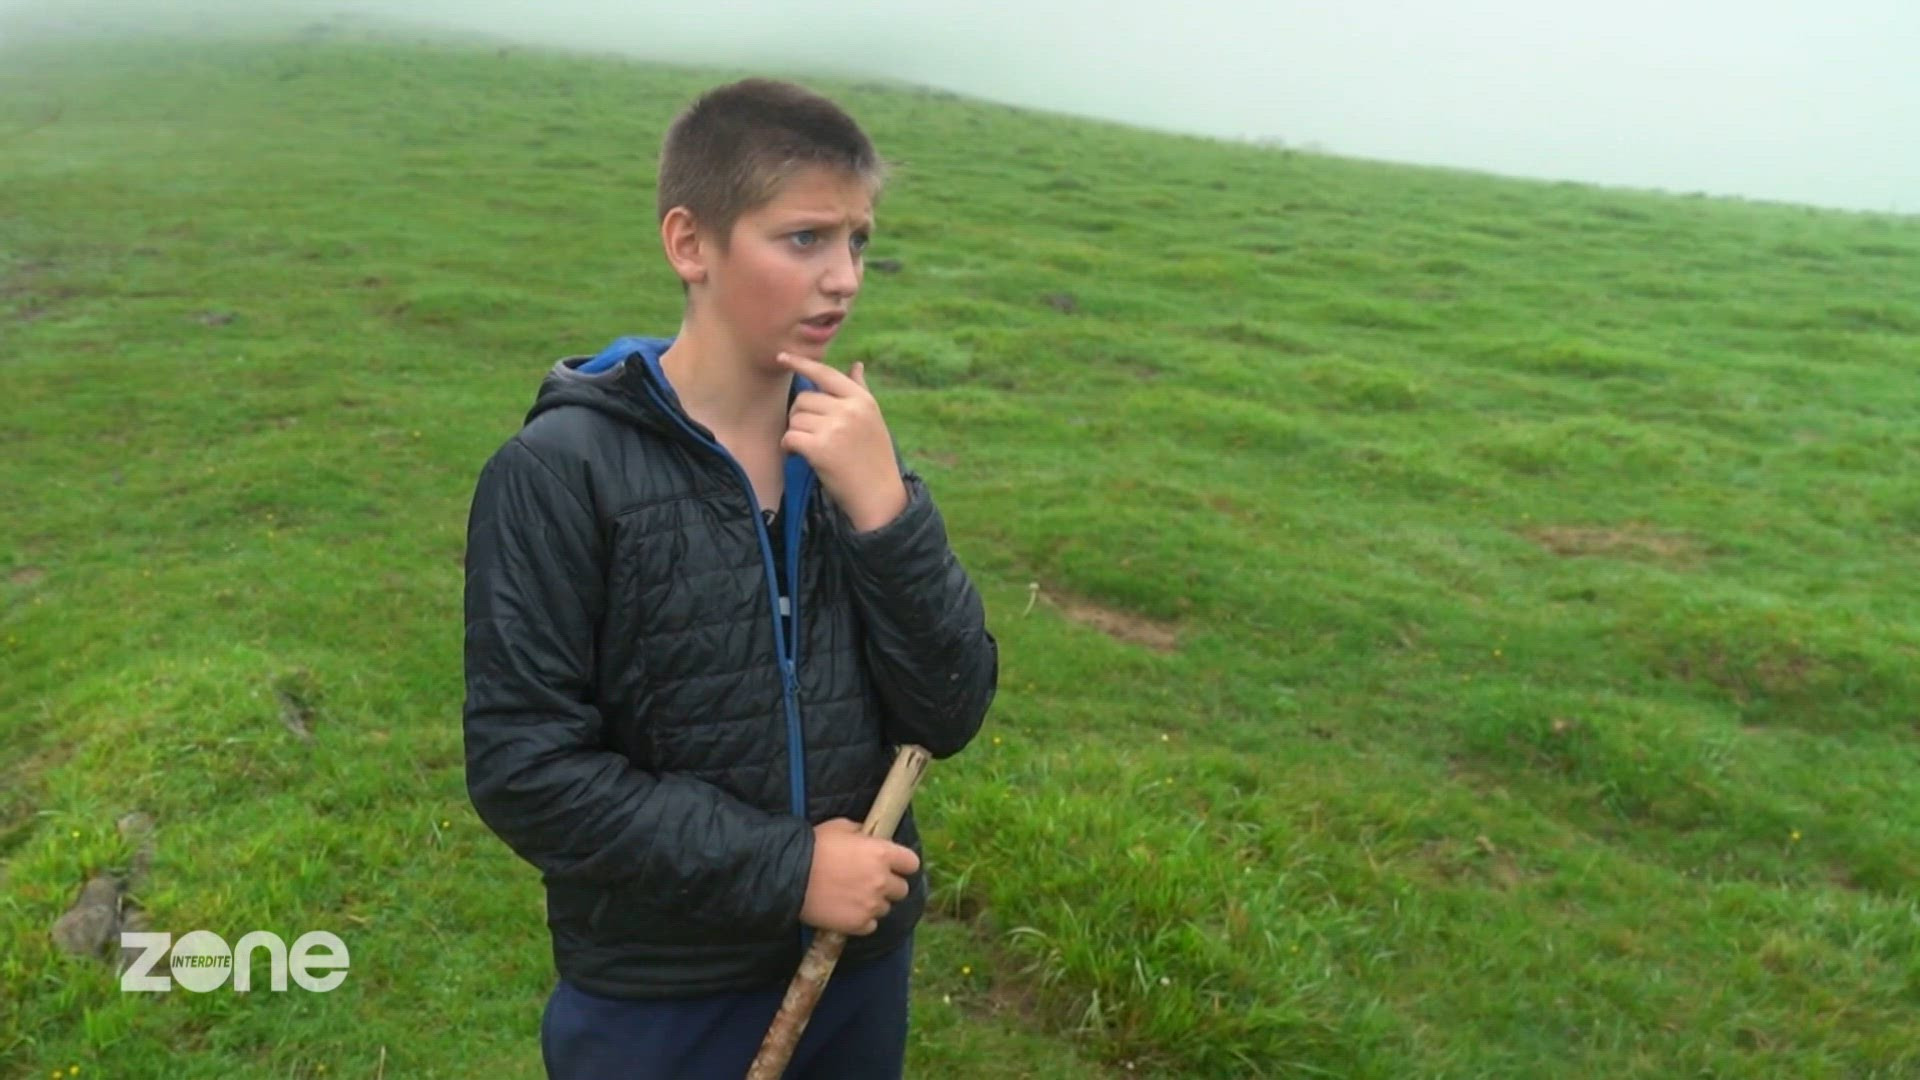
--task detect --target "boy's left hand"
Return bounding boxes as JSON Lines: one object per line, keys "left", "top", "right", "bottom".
{"left": 776, "top": 352, "right": 908, "bottom": 533}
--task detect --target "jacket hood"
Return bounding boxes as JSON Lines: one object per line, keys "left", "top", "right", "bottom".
{"left": 524, "top": 335, "right": 681, "bottom": 438}
{"left": 525, "top": 335, "right": 818, "bottom": 445}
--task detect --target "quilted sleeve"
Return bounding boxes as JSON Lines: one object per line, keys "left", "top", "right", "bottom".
{"left": 462, "top": 435, "right": 812, "bottom": 932}
{"left": 833, "top": 470, "right": 998, "bottom": 758}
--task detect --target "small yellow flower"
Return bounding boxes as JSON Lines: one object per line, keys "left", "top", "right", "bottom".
{"left": 440, "top": 820, "right": 451, "bottom": 829}
{"left": 70, "top": 1068, "right": 80, "bottom": 1076}
{"left": 960, "top": 964, "right": 972, "bottom": 976}
{"left": 69, "top": 830, "right": 79, "bottom": 839}
{"left": 1790, "top": 829, "right": 1802, "bottom": 842}
{"left": 991, "top": 736, "right": 1002, "bottom": 746}
{"left": 1493, "top": 648, "right": 1502, "bottom": 657}
{"left": 1159, "top": 733, "right": 1170, "bottom": 742}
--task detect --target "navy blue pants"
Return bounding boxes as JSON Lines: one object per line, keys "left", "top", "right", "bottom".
{"left": 540, "top": 936, "right": 913, "bottom": 1079}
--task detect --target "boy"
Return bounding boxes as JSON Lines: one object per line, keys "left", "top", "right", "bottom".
{"left": 462, "top": 79, "right": 998, "bottom": 1078}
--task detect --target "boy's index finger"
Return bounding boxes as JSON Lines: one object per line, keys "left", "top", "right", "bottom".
{"left": 775, "top": 352, "right": 860, "bottom": 395}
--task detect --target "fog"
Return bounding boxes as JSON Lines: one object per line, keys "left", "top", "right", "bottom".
{"left": 6, "top": 0, "right": 1916, "bottom": 214}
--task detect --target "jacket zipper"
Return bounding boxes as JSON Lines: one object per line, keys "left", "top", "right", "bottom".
{"left": 636, "top": 374, "right": 817, "bottom": 952}
{"left": 780, "top": 458, "right": 817, "bottom": 954}
{"left": 781, "top": 453, "right": 814, "bottom": 682}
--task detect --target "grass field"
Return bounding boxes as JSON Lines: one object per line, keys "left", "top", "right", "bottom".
{"left": 3, "top": 16, "right": 1919, "bottom": 1079}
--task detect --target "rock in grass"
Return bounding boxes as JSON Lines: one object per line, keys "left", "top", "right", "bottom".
{"left": 116, "top": 811, "right": 155, "bottom": 839}
{"left": 275, "top": 669, "right": 321, "bottom": 741}
{"left": 51, "top": 875, "right": 122, "bottom": 957}
{"left": 115, "top": 907, "right": 154, "bottom": 976}
{"left": 119, "top": 810, "right": 158, "bottom": 883}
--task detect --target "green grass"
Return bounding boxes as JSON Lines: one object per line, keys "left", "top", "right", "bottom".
{"left": 5, "top": 18, "right": 1919, "bottom": 1079}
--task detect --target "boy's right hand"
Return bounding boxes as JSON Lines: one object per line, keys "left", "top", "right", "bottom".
{"left": 800, "top": 818, "right": 920, "bottom": 936}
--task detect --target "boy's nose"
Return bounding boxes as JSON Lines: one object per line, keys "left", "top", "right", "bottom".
{"left": 820, "top": 248, "right": 861, "bottom": 301}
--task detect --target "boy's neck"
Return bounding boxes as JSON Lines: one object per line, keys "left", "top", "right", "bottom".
{"left": 658, "top": 317, "right": 792, "bottom": 443}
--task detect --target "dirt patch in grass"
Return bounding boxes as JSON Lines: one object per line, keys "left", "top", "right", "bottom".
{"left": 0, "top": 743, "right": 69, "bottom": 863}
{"left": 1047, "top": 593, "right": 1180, "bottom": 653}
{"left": 1668, "top": 642, "right": 1816, "bottom": 705}
{"left": 923, "top": 911, "right": 1049, "bottom": 1023}
{"left": 9, "top": 565, "right": 44, "bottom": 587}
{"left": 2, "top": 258, "right": 72, "bottom": 323}
{"left": 1203, "top": 319, "right": 1316, "bottom": 354}
{"left": 1525, "top": 523, "right": 1701, "bottom": 566}
{"left": 1204, "top": 493, "right": 1255, "bottom": 524}
{"left": 1621, "top": 595, "right": 1915, "bottom": 735}
{"left": 921, "top": 908, "right": 1148, "bottom": 1076}
{"left": 1417, "top": 835, "right": 1530, "bottom": 891}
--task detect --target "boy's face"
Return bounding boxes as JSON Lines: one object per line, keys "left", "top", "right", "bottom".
{"left": 700, "top": 166, "right": 874, "bottom": 366}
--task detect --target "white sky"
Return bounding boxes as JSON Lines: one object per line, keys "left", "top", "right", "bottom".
{"left": 6, "top": 0, "right": 1916, "bottom": 213}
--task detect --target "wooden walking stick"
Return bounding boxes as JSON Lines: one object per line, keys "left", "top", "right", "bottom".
{"left": 746, "top": 743, "right": 932, "bottom": 1080}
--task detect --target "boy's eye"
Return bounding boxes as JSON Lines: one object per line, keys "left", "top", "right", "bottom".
{"left": 790, "top": 229, "right": 818, "bottom": 248}
{"left": 850, "top": 232, "right": 870, "bottom": 254}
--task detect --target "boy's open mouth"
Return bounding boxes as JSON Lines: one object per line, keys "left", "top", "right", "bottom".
{"left": 797, "top": 309, "right": 848, "bottom": 344}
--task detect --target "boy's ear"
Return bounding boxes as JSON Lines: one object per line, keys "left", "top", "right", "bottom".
{"left": 660, "top": 206, "right": 709, "bottom": 286}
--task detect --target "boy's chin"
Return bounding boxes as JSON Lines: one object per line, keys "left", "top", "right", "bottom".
{"left": 777, "top": 342, "right": 832, "bottom": 364}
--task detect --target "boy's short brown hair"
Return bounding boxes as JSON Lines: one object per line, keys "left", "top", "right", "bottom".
{"left": 657, "top": 78, "right": 886, "bottom": 247}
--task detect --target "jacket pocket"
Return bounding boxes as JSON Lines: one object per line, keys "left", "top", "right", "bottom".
{"left": 580, "top": 879, "right": 784, "bottom": 952}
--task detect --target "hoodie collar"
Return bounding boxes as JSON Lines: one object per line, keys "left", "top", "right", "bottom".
{"left": 530, "top": 335, "right": 823, "bottom": 531}
{"left": 529, "top": 335, "right": 818, "bottom": 437}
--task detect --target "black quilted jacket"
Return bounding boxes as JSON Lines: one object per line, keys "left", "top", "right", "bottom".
{"left": 462, "top": 336, "right": 997, "bottom": 998}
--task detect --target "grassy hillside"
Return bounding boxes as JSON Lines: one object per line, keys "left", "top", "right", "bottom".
{"left": 4, "top": 20, "right": 1918, "bottom": 1079}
